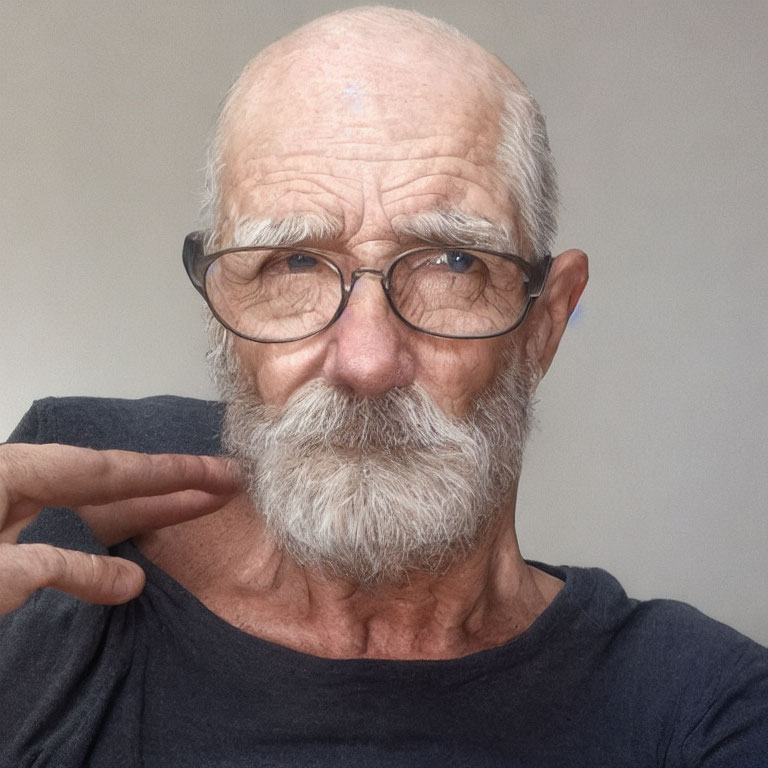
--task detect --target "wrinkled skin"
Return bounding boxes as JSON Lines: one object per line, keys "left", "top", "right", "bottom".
{"left": 219, "top": 28, "right": 533, "bottom": 415}
{"left": 2, "top": 10, "right": 588, "bottom": 659}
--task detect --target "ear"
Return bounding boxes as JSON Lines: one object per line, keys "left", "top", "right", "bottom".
{"left": 523, "top": 249, "right": 588, "bottom": 377}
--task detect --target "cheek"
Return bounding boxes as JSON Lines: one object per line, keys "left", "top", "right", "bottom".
{"left": 412, "top": 337, "right": 515, "bottom": 418}
{"left": 232, "top": 337, "right": 326, "bottom": 406}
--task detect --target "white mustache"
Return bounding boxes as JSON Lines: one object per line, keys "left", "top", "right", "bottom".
{"left": 255, "top": 380, "right": 476, "bottom": 453}
{"left": 211, "top": 320, "right": 535, "bottom": 583}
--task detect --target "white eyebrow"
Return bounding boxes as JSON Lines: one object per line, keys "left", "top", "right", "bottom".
{"left": 231, "top": 213, "right": 344, "bottom": 248}
{"left": 229, "top": 209, "right": 515, "bottom": 252}
{"left": 391, "top": 210, "right": 516, "bottom": 252}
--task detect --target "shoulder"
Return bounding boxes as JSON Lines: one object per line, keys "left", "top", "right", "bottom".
{"left": 557, "top": 563, "right": 766, "bottom": 667}
{"left": 556, "top": 564, "right": 768, "bottom": 765}
{"left": 6, "top": 395, "right": 224, "bottom": 454}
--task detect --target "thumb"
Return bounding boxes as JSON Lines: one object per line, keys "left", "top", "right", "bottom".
{"left": 0, "top": 543, "right": 146, "bottom": 615}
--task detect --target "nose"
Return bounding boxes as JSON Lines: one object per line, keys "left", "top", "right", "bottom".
{"left": 322, "top": 273, "right": 415, "bottom": 398}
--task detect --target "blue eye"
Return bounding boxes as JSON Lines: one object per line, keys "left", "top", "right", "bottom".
{"left": 286, "top": 252, "right": 319, "bottom": 272}
{"left": 445, "top": 250, "right": 475, "bottom": 273}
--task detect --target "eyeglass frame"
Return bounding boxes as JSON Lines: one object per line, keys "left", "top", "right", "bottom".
{"left": 182, "top": 229, "right": 552, "bottom": 343}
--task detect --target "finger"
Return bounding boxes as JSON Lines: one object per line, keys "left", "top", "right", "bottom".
{"left": 0, "top": 444, "right": 242, "bottom": 526}
{"left": 0, "top": 491, "right": 239, "bottom": 547}
{"left": 0, "top": 515, "right": 34, "bottom": 544}
{"left": 0, "top": 542, "right": 146, "bottom": 616}
{"left": 78, "top": 489, "right": 240, "bottom": 546}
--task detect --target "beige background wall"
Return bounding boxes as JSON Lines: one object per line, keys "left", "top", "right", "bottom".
{"left": 2, "top": 1, "right": 767, "bottom": 644}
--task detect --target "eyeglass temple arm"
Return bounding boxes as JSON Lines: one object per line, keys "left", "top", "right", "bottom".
{"left": 183, "top": 231, "right": 208, "bottom": 296}
{"left": 529, "top": 253, "right": 553, "bottom": 297}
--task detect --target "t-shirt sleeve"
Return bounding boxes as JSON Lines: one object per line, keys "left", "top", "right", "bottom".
{"left": 1, "top": 403, "right": 130, "bottom": 765}
{"left": 0, "top": 507, "right": 132, "bottom": 766}
{"left": 678, "top": 630, "right": 768, "bottom": 767}
{"left": 6, "top": 395, "right": 225, "bottom": 453}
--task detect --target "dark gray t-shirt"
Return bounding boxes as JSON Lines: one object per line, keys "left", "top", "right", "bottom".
{"left": 2, "top": 397, "right": 767, "bottom": 767}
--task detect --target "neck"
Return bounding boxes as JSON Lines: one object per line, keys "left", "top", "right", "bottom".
{"left": 136, "top": 490, "right": 563, "bottom": 660}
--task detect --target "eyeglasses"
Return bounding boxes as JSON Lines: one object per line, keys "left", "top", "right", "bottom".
{"left": 183, "top": 230, "right": 551, "bottom": 343}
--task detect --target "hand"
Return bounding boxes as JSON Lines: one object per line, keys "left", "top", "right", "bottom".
{"left": 0, "top": 443, "right": 242, "bottom": 615}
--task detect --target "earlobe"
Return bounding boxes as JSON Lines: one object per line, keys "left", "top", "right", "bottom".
{"left": 529, "top": 249, "right": 588, "bottom": 376}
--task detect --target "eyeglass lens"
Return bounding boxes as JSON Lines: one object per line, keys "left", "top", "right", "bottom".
{"left": 204, "top": 247, "right": 529, "bottom": 341}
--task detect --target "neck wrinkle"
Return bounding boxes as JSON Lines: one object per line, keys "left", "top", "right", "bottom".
{"left": 215, "top": 490, "right": 557, "bottom": 659}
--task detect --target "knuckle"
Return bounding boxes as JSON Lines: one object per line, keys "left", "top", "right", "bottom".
{"left": 89, "top": 449, "right": 119, "bottom": 486}
{"left": 153, "top": 452, "right": 183, "bottom": 475}
{"left": 37, "top": 544, "right": 71, "bottom": 582}
{"left": 159, "top": 452, "right": 211, "bottom": 488}
{"left": 24, "top": 544, "right": 103, "bottom": 590}
{"left": 138, "top": 451, "right": 183, "bottom": 482}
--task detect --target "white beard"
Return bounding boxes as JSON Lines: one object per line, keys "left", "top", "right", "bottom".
{"left": 208, "top": 321, "right": 535, "bottom": 586}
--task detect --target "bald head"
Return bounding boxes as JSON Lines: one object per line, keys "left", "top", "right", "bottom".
{"left": 205, "top": 7, "right": 557, "bottom": 259}
{"left": 235, "top": 7, "right": 520, "bottom": 101}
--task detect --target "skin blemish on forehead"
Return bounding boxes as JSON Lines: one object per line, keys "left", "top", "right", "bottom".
{"left": 341, "top": 81, "right": 366, "bottom": 115}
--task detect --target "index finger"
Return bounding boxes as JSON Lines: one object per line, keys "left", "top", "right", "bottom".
{"left": 0, "top": 443, "right": 242, "bottom": 526}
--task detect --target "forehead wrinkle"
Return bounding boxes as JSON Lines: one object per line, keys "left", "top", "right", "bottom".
{"left": 243, "top": 168, "right": 361, "bottom": 197}
{"left": 236, "top": 175, "right": 359, "bottom": 218}
{"left": 379, "top": 168, "right": 498, "bottom": 199}
{"left": 242, "top": 136, "right": 487, "bottom": 165}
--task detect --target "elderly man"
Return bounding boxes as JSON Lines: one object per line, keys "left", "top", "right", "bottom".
{"left": 1, "top": 7, "right": 766, "bottom": 767}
